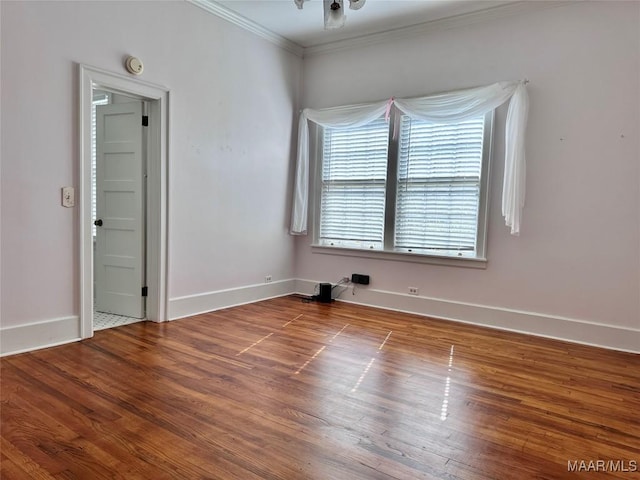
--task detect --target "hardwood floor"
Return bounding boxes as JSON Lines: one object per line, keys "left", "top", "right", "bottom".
{"left": 1, "top": 296, "right": 638, "bottom": 479}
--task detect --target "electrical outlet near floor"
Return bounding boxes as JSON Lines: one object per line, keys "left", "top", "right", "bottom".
{"left": 408, "top": 287, "right": 419, "bottom": 295}
{"left": 265, "top": 275, "right": 272, "bottom": 283}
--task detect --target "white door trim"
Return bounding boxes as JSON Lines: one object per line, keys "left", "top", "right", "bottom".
{"left": 79, "top": 64, "right": 170, "bottom": 338}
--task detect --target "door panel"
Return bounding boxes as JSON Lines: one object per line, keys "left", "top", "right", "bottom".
{"left": 95, "top": 102, "right": 145, "bottom": 318}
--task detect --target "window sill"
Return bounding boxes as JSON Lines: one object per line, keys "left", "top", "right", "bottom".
{"left": 310, "top": 245, "right": 487, "bottom": 269}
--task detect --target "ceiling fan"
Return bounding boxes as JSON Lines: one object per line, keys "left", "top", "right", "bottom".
{"left": 294, "top": 0, "right": 366, "bottom": 30}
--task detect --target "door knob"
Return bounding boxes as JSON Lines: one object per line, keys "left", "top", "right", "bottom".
{"left": 94, "top": 219, "right": 103, "bottom": 227}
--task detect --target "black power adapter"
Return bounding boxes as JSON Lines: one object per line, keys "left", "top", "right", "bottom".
{"left": 315, "top": 283, "right": 333, "bottom": 303}
{"left": 351, "top": 274, "right": 370, "bottom": 285}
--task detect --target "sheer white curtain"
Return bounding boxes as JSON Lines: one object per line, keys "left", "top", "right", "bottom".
{"left": 290, "top": 80, "right": 529, "bottom": 236}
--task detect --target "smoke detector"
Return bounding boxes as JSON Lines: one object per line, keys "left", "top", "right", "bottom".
{"left": 125, "top": 56, "right": 144, "bottom": 75}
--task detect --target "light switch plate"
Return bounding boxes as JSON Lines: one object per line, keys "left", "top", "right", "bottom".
{"left": 62, "top": 187, "right": 75, "bottom": 207}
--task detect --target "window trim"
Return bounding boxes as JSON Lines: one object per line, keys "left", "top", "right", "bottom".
{"left": 311, "top": 108, "right": 494, "bottom": 268}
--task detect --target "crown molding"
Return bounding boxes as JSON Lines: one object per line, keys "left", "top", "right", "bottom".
{"left": 188, "top": 0, "right": 575, "bottom": 60}
{"left": 187, "top": 0, "right": 305, "bottom": 57}
{"left": 304, "top": 1, "right": 576, "bottom": 57}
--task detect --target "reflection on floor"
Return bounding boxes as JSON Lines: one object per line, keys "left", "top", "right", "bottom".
{"left": 94, "top": 311, "right": 143, "bottom": 331}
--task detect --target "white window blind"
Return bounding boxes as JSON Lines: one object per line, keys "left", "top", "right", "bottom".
{"left": 395, "top": 116, "right": 485, "bottom": 254}
{"left": 92, "top": 93, "right": 110, "bottom": 238}
{"left": 315, "top": 109, "right": 492, "bottom": 263}
{"left": 320, "top": 117, "right": 389, "bottom": 249}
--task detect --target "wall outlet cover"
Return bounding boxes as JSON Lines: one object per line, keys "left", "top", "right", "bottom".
{"left": 62, "top": 186, "right": 75, "bottom": 207}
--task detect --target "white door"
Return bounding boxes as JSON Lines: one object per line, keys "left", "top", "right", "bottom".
{"left": 95, "top": 102, "right": 145, "bottom": 318}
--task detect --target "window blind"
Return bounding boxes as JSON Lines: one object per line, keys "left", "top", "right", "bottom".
{"left": 320, "top": 117, "right": 389, "bottom": 249}
{"left": 395, "top": 116, "right": 485, "bottom": 254}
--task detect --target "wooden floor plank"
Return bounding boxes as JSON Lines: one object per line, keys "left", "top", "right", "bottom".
{"left": 2, "top": 296, "right": 638, "bottom": 479}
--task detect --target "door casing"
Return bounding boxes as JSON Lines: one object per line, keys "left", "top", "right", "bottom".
{"left": 79, "top": 64, "right": 169, "bottom": 338}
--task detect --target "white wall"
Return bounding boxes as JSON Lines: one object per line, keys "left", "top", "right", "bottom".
{"left": 2, "top": 0, "right": 638, "bottom": 355}
{"left": 295, "top": 1, "right": 640, "bottom": 349}
{"left": 1, "top": 1, "right": 301, "bottom": 351}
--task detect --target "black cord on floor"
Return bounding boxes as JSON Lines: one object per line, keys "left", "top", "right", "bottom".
{"left": 291, "top": 293, "right": 316, "bottom": 303}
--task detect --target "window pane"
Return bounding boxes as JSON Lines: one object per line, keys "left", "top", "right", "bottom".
{"left": 320, "top": 118, "right": 389, "bottom": 249}
{"left": 320, "top": 184, "right": 386, "bottom": 248}
{"left": 395, "top": 116, "right": 484, "bottom": 254}
{"left": 323, "top": 120, "right": 389, "bottom": 182}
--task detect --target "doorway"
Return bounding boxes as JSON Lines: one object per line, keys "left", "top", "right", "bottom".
{"left": 79, "top": 64, "right": 169, "bottom": 339}
{"left": 92, "top": 91, "right": 146, "bottom": 329}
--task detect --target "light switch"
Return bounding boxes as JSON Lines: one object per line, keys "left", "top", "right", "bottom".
{"left": 62, "top": 187, "right": 75, "bottom": 207}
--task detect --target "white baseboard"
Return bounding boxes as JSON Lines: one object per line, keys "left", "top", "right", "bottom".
{"left": 295, "top": 279, "right": 640, "bottom": 354}
{"left": 0, "top": 316, "right": 81, "bottom": 357}
{"left": 4, "top": 279, "right": 636, "bottom": 356}
{"left": 168, "top": 278, "right": 296, "bottom": 320}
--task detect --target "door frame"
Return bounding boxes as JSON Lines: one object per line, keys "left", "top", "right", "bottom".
{"left": 79, "top": 64, "right": 170, "bottom": 338}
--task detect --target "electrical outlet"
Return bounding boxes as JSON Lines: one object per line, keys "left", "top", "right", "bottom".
{"left": 265, "top": 275, "right": 272, "bottom": 283}
{"left": 408, "top": 287, "right": 419, "bottom": 295}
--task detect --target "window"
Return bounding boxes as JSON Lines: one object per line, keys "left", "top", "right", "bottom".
{"left": 320, "top": 118, "right": 389, "bottom": 250}
{"left": 316, "top": 108, "right": 493, "bottom": 264}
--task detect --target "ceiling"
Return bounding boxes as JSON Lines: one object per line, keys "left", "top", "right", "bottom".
{"left": 211, "top": 0, "right": 518, "bottom": 49}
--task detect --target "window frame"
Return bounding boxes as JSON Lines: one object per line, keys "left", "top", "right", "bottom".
{"left": 311, "top": 107, "right": 495, "bottom": 269}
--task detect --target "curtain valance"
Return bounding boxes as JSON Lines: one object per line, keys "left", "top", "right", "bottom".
{"left": 290, "top": 80, "right": 529, "bottom": 236}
